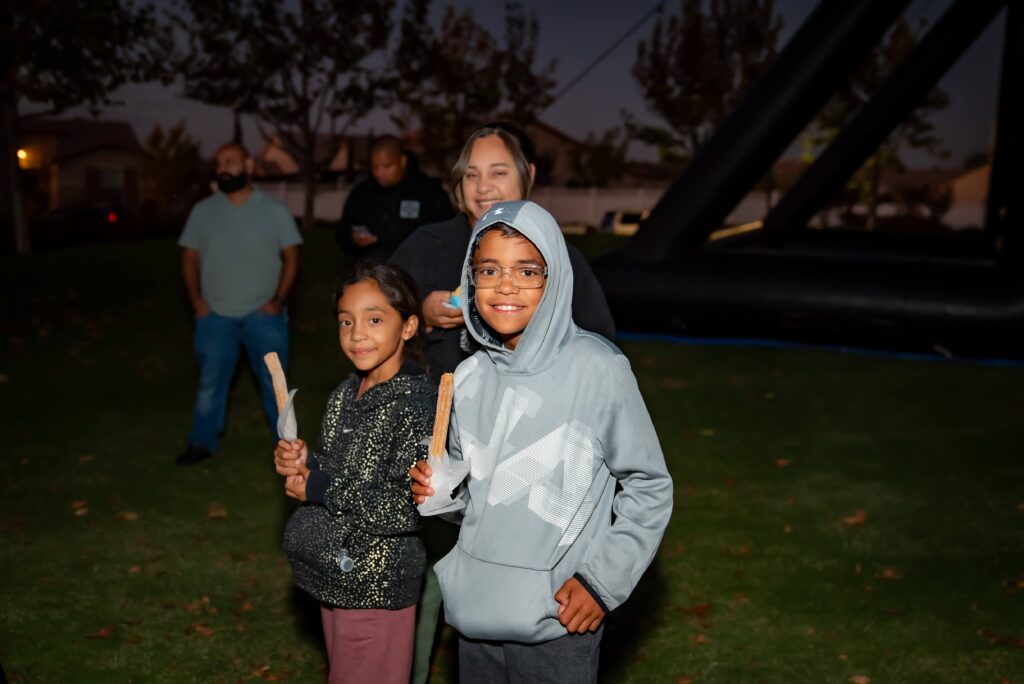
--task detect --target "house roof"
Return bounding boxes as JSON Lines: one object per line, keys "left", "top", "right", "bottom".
{"left": 527, "top": 120, "right": 580, "bottom": 147}
{"left": 21, "top": 118, "right": 143, "bottom": 161}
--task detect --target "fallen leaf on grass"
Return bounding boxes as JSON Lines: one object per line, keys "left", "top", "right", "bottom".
{"left": 682, "top": 603, "right": 713, "bottom": 629}
{"left": 838, "top": 653, "right": 848, "bottom": 661}
{"left": 775, "top": 458, "right": 790, "bottom": 467}
{"left": 238, "top": 601, "right": 254, "bottom": 614}
{"left": 184, "top": 621, "right": 214, "bottom": 637}
{"left": 676, "top": 677, "right": 693, "bottom": 684}
{"left": 876, "top": 566, "right": 903, "bottom": 581}
{"left": 727, "top": 544, "right": 751, "bottom": 557}
{"left": 977, "top": 629, "right": 1024, "bottom": 649}
{"left": 115, "top": 511, "right": 139, "bottom": 521}
{"left": 700, "top": 428, "right": 716, "bottom": 437}
{"left": 71, "top": 499, "right": 88, "bottom": 510}
{"left": 855, "top": 563, "right": 862, "bottom": 575}
{"left": 123, "top": 636, "right": 142, "bottom": 645}
{"left": 668, "top": 543, "right": 686, "bottom": 555}
{"left": 849, "top": 676, "right": 870, "bottom": 684}
{"left": 184, "top": 601, "right": 201, "bottom": 613}
{"left": 86, "top": 625, "right": 116, "bottom": 640}
{"left": 732, "top": 592, "right": 750, "bottom": 605}
{"left": 78, "top": 454, "right": 94, "bottom": 464}
{"left": 692, "top": 633, "right": 706, "bottom": 645}
{"left": 128, "top": 565, "right": 142, "bottom": 574}
{"left": 783, "top": 524, "right": 792, "bottom": 533}
{"left": 207, "top": 502, "right": 228, "bottom": 519}
{"left": 682, "top": 603, "right": 712, "bottom": 618}
{"left": 251, "top": 665, "right": 279, "bottom": 681}
{"left": 843, "top": 510, "right": 868, "bottom": 526}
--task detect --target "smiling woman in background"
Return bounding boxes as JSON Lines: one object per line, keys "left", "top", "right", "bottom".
{"left": 390, "top": 120, "right": 616, "bottom": 684}
{"left": 391, "top": 120, "right": 615, "bottom": 379}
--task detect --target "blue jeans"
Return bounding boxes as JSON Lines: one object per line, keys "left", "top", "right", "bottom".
{"left": 188, "top": 310, "right": 289, "bottom": 452}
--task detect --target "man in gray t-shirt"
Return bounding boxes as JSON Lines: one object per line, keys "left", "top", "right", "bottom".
{"left": 176, "top": 143, "right": 303, "bottom": 465}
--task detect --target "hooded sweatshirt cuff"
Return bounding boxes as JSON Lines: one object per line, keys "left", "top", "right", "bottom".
{"left": 573, "top": 572, "right": 610, "bottom": 614}
{"left": 305, "top": 469, "right": 329, "bottom": 504}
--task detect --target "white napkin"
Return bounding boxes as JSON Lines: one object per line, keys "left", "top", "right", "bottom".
{"left": 276, "top": 389, "right": 298, "bottom": 442}
{"left": 416, "top": 452, "right": 471, "bottom": 516}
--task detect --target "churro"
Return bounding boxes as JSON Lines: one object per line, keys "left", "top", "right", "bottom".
{"left": 263, "top": 352, "right": 289, "bottom": 411}
{"left": 429, "top": 373, "right": 454, "bottom": 457}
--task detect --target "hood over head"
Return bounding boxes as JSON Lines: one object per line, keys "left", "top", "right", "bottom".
{"left": 459, "top": 200, "right": 574, "bottom": 374}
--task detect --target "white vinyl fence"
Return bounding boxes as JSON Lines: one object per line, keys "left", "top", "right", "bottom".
{"left": 259, "top": 180, "right": 985, "bottom": 231}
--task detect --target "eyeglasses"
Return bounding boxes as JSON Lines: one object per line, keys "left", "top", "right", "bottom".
{"left": 468, "top": 265, "right": 548, "bottom": 289}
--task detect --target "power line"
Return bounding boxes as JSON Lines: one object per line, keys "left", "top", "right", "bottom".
{"left": 542, "top": 0, "right": 670, "bottom": 113}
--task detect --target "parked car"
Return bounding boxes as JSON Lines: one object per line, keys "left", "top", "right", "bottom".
{"left": 599, "top": 209, "right": 649, "bottom": 236}
{"left": 559, "top": 221, "right": 592, "bottom": 236}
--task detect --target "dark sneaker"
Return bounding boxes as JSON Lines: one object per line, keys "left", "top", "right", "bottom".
{"left": 176, "top": 445, "right": 213, "bottom": 466}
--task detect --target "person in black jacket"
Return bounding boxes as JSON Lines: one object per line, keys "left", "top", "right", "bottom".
{"left": 391, "top": 121, "right": 616, "bottom": 381}
{"left": 275, "top": 261, "right": 435, "bottom": 684}
{"left": 337, "top": 135, "right": 455, "bottom": 259}
{"left": 390, "top": 121, "right": 616, "bottom": 684}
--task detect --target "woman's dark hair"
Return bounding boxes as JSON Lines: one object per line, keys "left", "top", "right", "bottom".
{"left": 333, "top": 259, "right": 428, "bottom": 370}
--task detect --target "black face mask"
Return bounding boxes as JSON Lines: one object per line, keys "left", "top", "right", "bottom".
{"left": 216, "top": 171, "right": 248, "bottom": 194}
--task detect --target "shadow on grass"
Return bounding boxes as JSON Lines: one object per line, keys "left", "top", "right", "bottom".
{"left": 600, "top": 557, "right": 668, "bottom": 680}
{"left": 289, "top": 586, "right": 325, "bottom": 648}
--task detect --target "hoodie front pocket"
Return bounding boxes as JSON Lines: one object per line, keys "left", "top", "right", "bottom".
{"left": 435, "top": 545, "right": 563, "bottom": 643}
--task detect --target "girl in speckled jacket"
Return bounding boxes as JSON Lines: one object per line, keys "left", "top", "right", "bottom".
{"left": 273, "top": 261, "right": 436, "bottom": 684}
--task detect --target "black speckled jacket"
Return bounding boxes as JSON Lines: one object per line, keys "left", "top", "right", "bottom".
{"left": 282, "top": 363, "right": 436, "bottom": 609}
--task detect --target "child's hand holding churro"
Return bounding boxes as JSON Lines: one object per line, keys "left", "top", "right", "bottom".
{"left": 275, "top": 438, "right": 309, "bottom": 478}
{"left": 410, "top": 460, "right": 434, "bottom": 504}
{"left": 414, "top": 373, "right": 471, "bottom": 515}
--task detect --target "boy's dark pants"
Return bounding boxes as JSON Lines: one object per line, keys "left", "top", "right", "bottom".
{"left": 458, "top": 626, "right": 603, "bottom": 684}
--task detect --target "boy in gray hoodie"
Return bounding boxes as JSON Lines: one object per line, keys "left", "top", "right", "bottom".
{"left": 412, "top": 200, "right": 672, "bottom": 682}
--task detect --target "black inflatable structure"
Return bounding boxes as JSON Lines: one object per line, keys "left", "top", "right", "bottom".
{"left": 594, "top": 0, "right": 1023, "bottom": 357}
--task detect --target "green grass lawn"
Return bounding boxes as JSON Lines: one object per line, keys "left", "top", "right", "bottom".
{"left": 2, "top": 229, "right": 1023, "bottom": 682}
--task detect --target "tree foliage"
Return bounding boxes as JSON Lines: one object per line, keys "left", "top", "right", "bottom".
{"left": 174, "top": 0, "right": 394, "bottom": 230}
{"left": 569, "top": 128, "right": 629, "bottom": 188}
{"left": 811, "top": 16, "right": 950, "bottom": 229}
{"left": 2, "top": 0, "right": 169, "bottom": 253}
{"left": 390, "top": 0, "right": 558, "bottom": 175}
{"left": 628, "top": 0, "right": 782, "bottom": 164}
{"left": 142, "top": 121, "right": 204, "bottom": 226}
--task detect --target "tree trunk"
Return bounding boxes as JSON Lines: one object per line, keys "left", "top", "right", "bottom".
{"left": 1, "top": 91, "right": 30, "bottom": 254}
{"left": 302, "top": 138, "right": 316, "bottom": 232}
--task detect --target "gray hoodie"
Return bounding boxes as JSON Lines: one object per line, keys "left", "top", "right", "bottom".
{"left": 432, "top": 200, "right": 673, "bottom": 643}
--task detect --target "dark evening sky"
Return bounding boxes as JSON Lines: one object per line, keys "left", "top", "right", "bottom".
{"left": 55, "top": 0, "right": 1007, "bottom": 167}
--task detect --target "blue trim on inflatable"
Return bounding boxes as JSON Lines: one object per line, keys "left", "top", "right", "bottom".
{"left": 615, "top": 331, "right": 1024, "bottom": 368}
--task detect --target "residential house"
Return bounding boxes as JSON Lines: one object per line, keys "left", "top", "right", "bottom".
{"left": 18, "top": 119, "right": 144, "bottom": 216}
